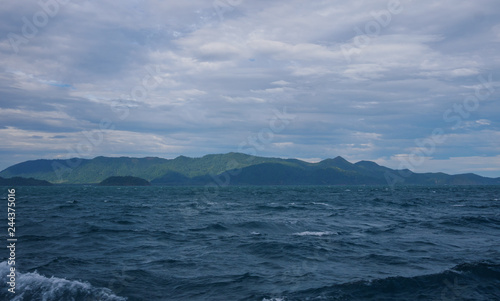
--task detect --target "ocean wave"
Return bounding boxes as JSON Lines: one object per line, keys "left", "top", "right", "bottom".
{"left": 292, "top": 231, "right": 338, "bottom": 236}
{"left": 0, "top": 261, "right": 126, "bottom": 301}
{"left": 188, "top": 223, "right": 228, "bottom": 232}
{"left": 439, "top": 215, "right": 500, "bottom": 228}
{"left": 281, "top": 261, "right": 500, "bottom": 301}
{"left": 235, "top": 221, "right": 270, "bottom": 229}
{"left": 255, "top": 204, "right": 293, "bottom": 211}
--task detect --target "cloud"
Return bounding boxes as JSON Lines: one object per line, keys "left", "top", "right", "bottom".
{"left": 492, "top": 24, "right": 500, "bottom": 42}
{"left": 0, "top": 0, "right": 499, "bottom": 176}
{"left": 377, "top": 155, "right": 500, "bottom": 178}
{"left": 271, "top": 80, "right": 290, "bottom": 86}
{"left": 476, "top": 119, "right": 491, "bottom": 126}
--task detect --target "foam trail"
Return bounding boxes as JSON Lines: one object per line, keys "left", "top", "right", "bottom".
{"left": 0, "top": 261, "right": 127, "bottom": 301}
{"left": 293, "top": 231, "right": 337, "bottom": 236}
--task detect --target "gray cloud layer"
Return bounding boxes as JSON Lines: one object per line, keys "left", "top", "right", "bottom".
{"left": 1, "top": 0, "right": 499, "bottom": 176}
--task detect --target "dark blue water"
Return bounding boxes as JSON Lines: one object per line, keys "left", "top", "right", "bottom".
{"left": 1, "top": 185, "right": 500, "bottom": 300}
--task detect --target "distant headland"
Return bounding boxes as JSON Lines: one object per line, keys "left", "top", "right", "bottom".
{"left": 0, "top": 153, "right": 499, "bottom": 186}
{"left": 0, "top": 176, "right": 52, "bottom": 186}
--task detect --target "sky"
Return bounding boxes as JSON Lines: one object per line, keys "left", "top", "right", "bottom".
{"left": 0, "top": 0, "right": 499, "bottom": 177}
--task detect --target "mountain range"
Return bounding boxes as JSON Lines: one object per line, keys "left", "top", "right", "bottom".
{"left": 0, "top": 153, "right": 499, "bottom": 186}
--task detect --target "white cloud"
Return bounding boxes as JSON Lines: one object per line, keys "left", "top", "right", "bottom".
{"left": 378, "top": 155, "right": 500, "bottom": 177}
{"left": 0, "top": 126, "right": 184, "bottom": 159}
{"left": 271, "top": 80, "right": 290, "bottom": 86}
{"left": 272, "top": 142, "right": 294, "bottom": 148}
{"left": 251, "top": 87, "right": 287, "bottom": 94}
{"left": 222, "top": 96, "right": 266, "bottom": 103}
{"left": 296, "top": 157, "right": 321, "bottom": 163}
{"left": 476, "top": 119, "right": 491, "bottom": 125}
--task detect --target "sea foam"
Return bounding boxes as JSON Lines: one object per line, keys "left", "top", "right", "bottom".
{"left": 293, "top": 231, "right": 337, "bottom": 236}
{"left": 0, "top": 261, "right": 126, "bottom": 301}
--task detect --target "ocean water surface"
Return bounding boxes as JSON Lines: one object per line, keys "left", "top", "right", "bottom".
{"left": 1, "top": 185, "right": 500, "bottom": 300}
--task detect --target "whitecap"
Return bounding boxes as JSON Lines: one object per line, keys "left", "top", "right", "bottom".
{"left": 0, "top": 261, "right": 126, "bottom": 301}
{"left": 293, "top": 231, "right": 337, "bottom": 236}
{"left": 312, "top": 202, "right": 329, "bottom": 206}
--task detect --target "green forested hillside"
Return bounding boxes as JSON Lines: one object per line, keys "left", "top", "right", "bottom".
{"left": 1, "top": 153, "right": 499, "bottom": 186}
{"left": 98, "top": 176, "right": 151, "bottom": 186}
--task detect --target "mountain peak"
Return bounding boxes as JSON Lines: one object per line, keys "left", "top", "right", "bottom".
{"left": 355, "top": 160, "right": 381, "bottom": 167}
{"left": 0, "top": 153, "right": 498, "bottom": 186}
{"left": 319, "top": 156, "right": 351, "bottom": 164}
{"left": 317, "top": 156, "right": 356, "bottom": 171}
{"left": 333, "top": 156, "right": 348, "bottom": 162}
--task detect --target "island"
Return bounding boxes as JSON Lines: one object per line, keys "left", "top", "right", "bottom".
{"left": 0, "top": 176, "right": 53, "bottom": 186}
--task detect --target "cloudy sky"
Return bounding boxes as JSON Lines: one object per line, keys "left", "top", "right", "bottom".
{"left": 1, "top": 0, "right": 499, "bottom": 177}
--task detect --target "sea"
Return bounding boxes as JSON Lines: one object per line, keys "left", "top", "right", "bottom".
{"left": 1, "top": 185, "right": 500, "bottom": 301}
